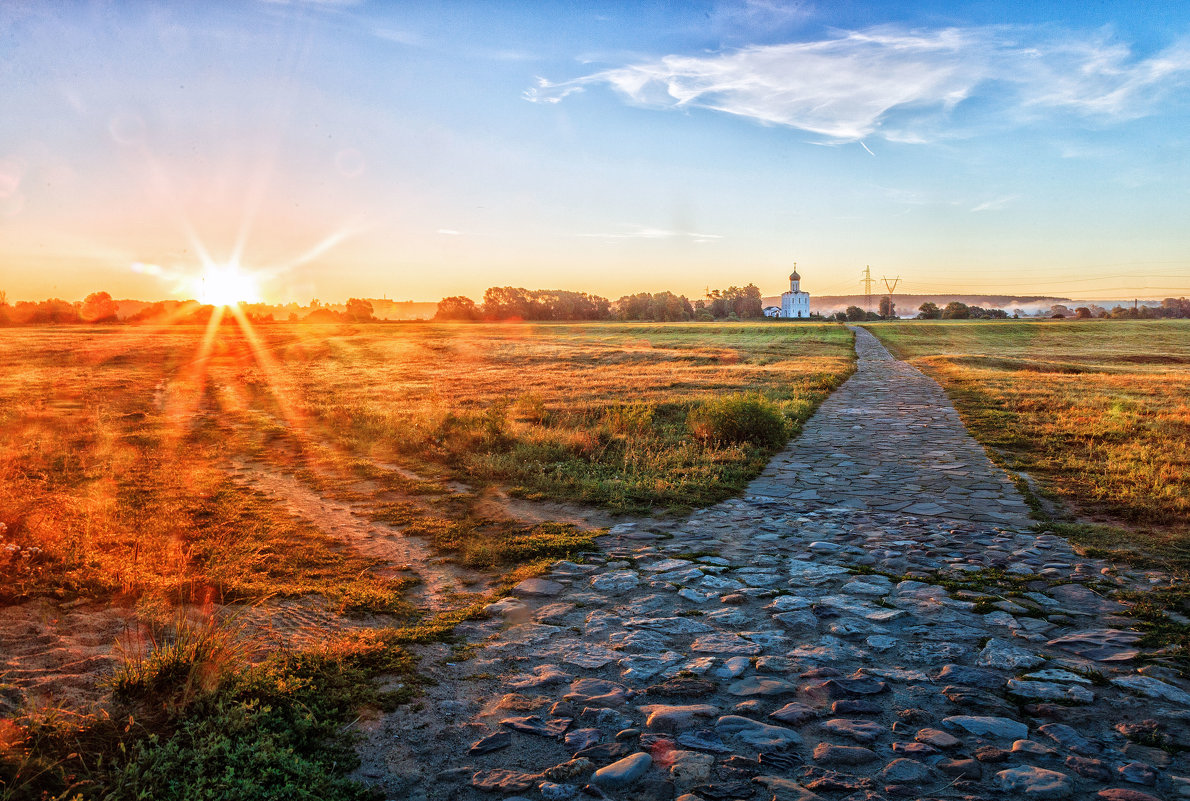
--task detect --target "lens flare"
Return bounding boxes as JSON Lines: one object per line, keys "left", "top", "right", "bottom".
{"left": 195, "top": 262, "right": 260, "bottom": 307}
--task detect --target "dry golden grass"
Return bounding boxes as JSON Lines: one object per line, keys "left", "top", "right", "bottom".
{"left": 868, "top": 319, "right": 1190, "bottom": 568}
{"left": 0, "top": 320, "right": 854, "bottom": 607}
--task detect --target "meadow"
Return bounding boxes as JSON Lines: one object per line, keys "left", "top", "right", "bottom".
{"left": 0, "top": 319, "right": 854, "bottom": 798}
{"left": 867, "top": 319, "right": 1190, "bottom": 572}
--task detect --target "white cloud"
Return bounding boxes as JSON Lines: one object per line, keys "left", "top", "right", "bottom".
{"left": 971, "top": 194, "right": 1020, "bottom": 212}
{"left": 528, "top": 25, "right": 1190, "bottom": 142}
{"left": 578, "top": 226, "right": 723, "bottom": 241}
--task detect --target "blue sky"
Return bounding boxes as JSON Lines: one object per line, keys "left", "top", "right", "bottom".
{"left": 1, "top": 0, "right": 1188, "bottom": 303}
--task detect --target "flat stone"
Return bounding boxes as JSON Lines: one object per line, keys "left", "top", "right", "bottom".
{"left": 557, "top": 643, "right": 621, "bottom": 669}
{"left": 753, "top": 775, "right": 827, "bottom": 800}
{"left": 1048, "top": 628, "right": 1142, "bottom": 662}
{"left": 504, "top": 666, "right": 568, "bottom": 690}
{"left": 574, "top": 742, "right": 633, "bottom": 763}
{"left": 915, "top": 728, "right": 960, "bottom": 749}
{"left": 624, "top": 616, "right": 714, "bottom": 634}
{"left": 1012, "top": 739, "right": 1058, "bottom": 757}
{"left": 565, "top": 728, "right": 602, "bottom": 752}
{"left": 512, "top": 577, "right": 565, "bottom": 597}
{"left": 640, "top": 704, "right": 719, "bottom": 731}
{"left": 1066, "top": 755, "right": 1112, "bottom": 781}
{"left": 1098, "top": 790, "right": 1164, "bottom": 801}
{"left": 943, "top": 715, "right": 1029, "bottom": 740}
{"left": 591, "top": 752, "right": 652, "bottom": 789}
{"left": 591, "top": 571, "right": 639, "bottom": 594}
{"left": 934, "top": 663, "right": 1001, "bottom": 686}
{"left": 565, "top": 678, "right": 631, "bottom": 707}
{"left": 994, "top": 766, "right": 1074, "bottom": 798}
{"left": 501, "top": 623, "right": 563, "bottom": 645}
{"left": 821, "top": 719, "right": 885, "bottom": 743}
{"left": 879, "top": 758, "right": 932, "bottom": 784}
{"left": 539, "top": 782, "right": 578, "bottom": 801}
{"left": 938, "top": 757, "right": 982, "bottom": 779}
{"left": 716, "top": 715, "right": 802, "bottom": 750}
{"left": 976, "top": 638, "right": 1046, "bottom": 670}
{"left": 501, "top": 716, "right": 572, "bottom": 738}
{"left": 619, "top": 653, "right": 683, "bottom": 680}
{"left": 1038, "top": 723, "right": 1099, "bottom": 755}
{"left": 469, "top": 731, "right": 513, "bottom": 755}
{"left": 801, "top": 677, "right": 887, "bottom": 699}
{"left": 668, "top": 750, "right": 713, "bottom": 791}
{"left": 691, "top": 633, "right": 763, "bottom": 655}
{"left": 769, "top": 702, "right": 817, "bottom": 725}
{"left": 1112, "top": 674, "right": 1190, "bottom": 706}
{"left": 830, "top": 699, "right": 880, "bottom": 715}
{"left": 1118, "top": 761, "right": 1158, "bottom": 785}
{"left": 675, "top": 728, "right": 733, "bottom": 753}
{"left": 728, "top": 676, "right": 799, "bottom": 697}
{"left": 472, "top": 769, "right": 538, "bottom": 792}
{"left": 1007, "top": 678, "right": 1094, "bottom": 704}
{"left": 812, "top": 743, "right": 877, "bottom": 765}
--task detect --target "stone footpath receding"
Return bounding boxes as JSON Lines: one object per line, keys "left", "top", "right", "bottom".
{"left": 360, "top": 325, "right": 1186, "bottom": 801}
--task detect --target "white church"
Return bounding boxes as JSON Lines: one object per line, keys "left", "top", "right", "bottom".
{"left": 779, "top": 265, "right": 810, "bottom": 318}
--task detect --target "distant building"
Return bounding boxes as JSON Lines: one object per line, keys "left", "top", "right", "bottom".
{"left": 763, "top": 306, "right": 781, "bottom": 318}
{"left": 780, "top": 265, "right": 810, "bottom": 318}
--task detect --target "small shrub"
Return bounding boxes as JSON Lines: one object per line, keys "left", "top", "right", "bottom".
{"left": 687, "top": 394, "right": 789, "bottom": 448}
{"left": 112, "top": 612, "right": 249, "bottom": 713}
{"left": 603, "top": 402, "right": 654, "bottom": 437}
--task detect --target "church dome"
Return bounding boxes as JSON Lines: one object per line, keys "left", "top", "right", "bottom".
{"left": 789, "top": 271, "right": 800, "bottom": 281}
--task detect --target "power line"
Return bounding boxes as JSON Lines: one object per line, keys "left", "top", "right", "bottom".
{"left": 881, "top": 276, "right": 901, "bottom": 315}
{"left": 861, "top": 265, "right": 873, "bottom": 313}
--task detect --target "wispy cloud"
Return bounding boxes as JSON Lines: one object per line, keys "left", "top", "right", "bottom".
{"left": 527, "top": 25, "right": 1190, "bottom": 143}
{"left": 579, "top": 226, "right": 723, "bottom": 243}
{"left": 971, "top": 194, "right": 1020, "bottom": 212}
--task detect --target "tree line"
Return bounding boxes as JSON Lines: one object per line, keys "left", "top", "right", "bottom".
{"left": 434, "top": 284, "right": 770, "bottom": 322}
{"left": 915, "top": 299, "right": 1190, "bottom": 320}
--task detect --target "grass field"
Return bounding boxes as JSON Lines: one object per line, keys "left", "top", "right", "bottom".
{"left": 0, "top": 320, "right": 853, "bottom": 604}
{"left": 867, "top": 319, "right": 1190, "bottom": 572}
{"left": 0, "top": 319, "right": 853, "bottom": 798}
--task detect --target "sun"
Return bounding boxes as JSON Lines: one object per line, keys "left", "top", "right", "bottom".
{"left": 195, "top": 262, "right": 261, "bottom": 307}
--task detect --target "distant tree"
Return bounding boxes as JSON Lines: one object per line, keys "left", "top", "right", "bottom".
{"left": 303, "top": 307, "right": 342, "bottom": 323}
{"left": 11, "top": 298, "right": 80, "bottom": 324}
{"left": 942, "top": 301, "right": 970, "bottom": 320}
{"left": 482, "top": 286, "right": 533, "bottom": 320}
{"left": 435, "top": 295, "right": 480, "bottom": 321}
{"left": 79, "top": 291, "right": 120, "bottom": 323}
{"left": 344, "top": 298, "right": 374, "bottom": 322}
{"left": 1074, "top": 307, "right": 1092, "bottom": 319}
{"left": 614, "top": 291, "right": 694, "bottom": 321}
{"left": 878, "top": 296, "right": 896, "bottom": 318}
{"left": 706, "top": 285, "right": 764, "bottom": 319}
{"left": 845, "top": 305, "right": 866, "bottom": 322}
{"left": 917, "top": 302, "right": 941, "bottom": 319}
{"left": 1089, "top": 305, "right": 1109, "bottom": 318}
{"left": 831, "top": 311, "right": 847, "bottom": 322}
{"left": 1050, "top": 304, "right": 1071, "bottom": 318}
{"left": 127, "top": 301, "right": 169, "bottom": 323}
{"left": 1159, "top": 297, "right": 1190, "bottom": 318}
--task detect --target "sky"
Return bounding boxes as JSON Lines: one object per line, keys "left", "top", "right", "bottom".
{"left": 1, "top": 0, "right": 1189, "bottom": 304}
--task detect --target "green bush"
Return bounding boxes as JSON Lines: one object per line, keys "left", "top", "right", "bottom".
{"left": 687, "top": 394, "right": 790, "bottom": 448}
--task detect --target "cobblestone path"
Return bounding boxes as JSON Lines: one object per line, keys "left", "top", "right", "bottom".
{"left": 359, "top": 327, "right": 1187, "bottom": 801}
{"left": 750, "top": 327, "right": 1032, "bottom": 527}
